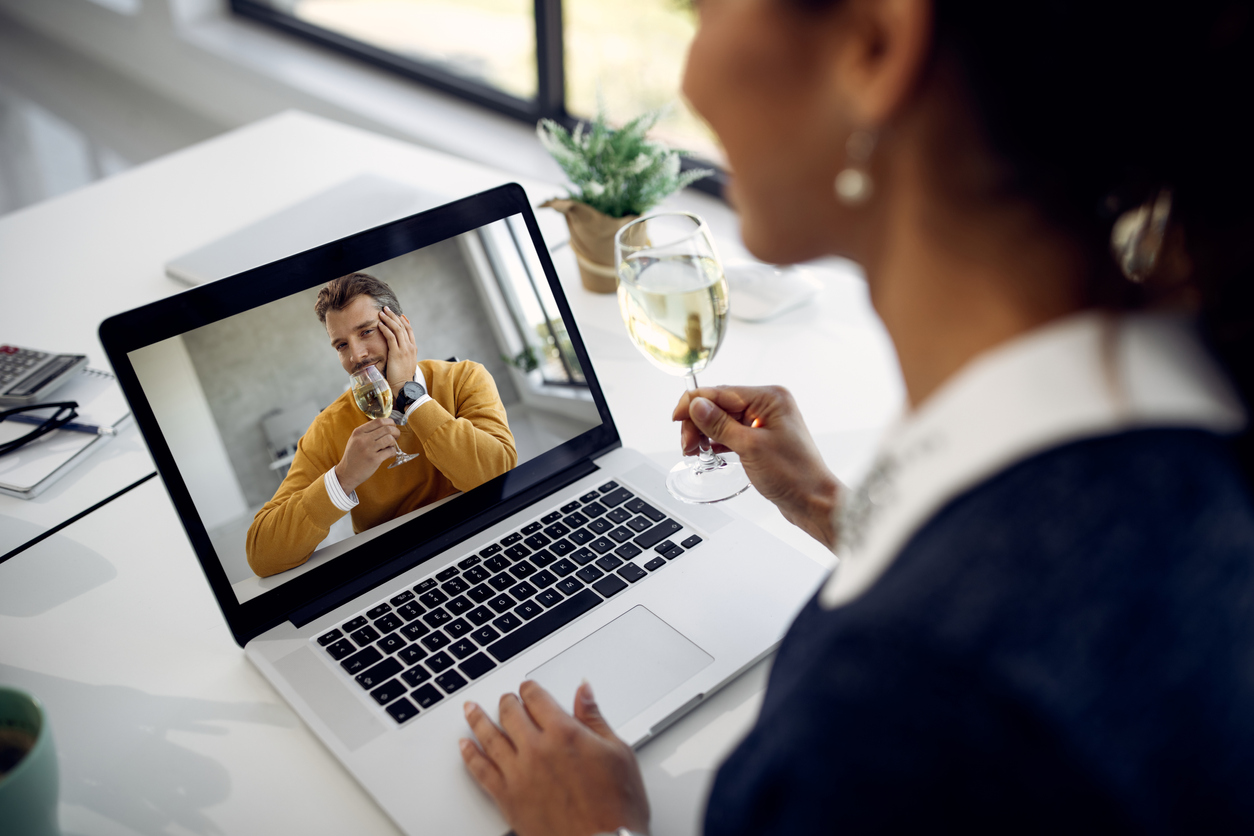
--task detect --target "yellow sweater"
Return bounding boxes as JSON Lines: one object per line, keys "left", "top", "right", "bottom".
{"left": 246, "top": 360, "right": 516, "bottom": 577}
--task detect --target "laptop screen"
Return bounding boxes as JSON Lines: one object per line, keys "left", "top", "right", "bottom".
{"left": 102, "top": 185, "right": 619, "bottom": 643}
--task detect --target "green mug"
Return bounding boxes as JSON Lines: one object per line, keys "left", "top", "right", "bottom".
{"left": 0, "top": 687, "right": 60, "bottom": 836}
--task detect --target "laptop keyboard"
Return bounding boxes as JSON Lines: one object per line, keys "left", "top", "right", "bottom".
{"left": 313, "top": 480, "right": 705, "bottom": 726}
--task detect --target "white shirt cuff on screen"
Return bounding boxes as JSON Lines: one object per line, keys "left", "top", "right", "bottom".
{"left": 324, "top": 469, "right": 359, "bottom": 512}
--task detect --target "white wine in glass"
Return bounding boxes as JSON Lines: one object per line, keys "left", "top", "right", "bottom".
{"left": 349, "top": 365, "right": 419, "bottom": 468}
{"left": 616, "top": 212, "right": 750, "bottom": 503}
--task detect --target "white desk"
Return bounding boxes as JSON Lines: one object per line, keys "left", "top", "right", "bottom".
{"left": 0, "top": 111, "right": 903, "bottom": 835}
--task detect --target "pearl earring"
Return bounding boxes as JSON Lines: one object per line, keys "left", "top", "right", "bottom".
{"left": 834, "top": 130, "right": 877, "bottom": 206}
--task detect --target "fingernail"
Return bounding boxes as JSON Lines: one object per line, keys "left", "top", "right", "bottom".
{"left": 579, "top": 679, "right": 595, "bottom": 704}
{"left": 464, "top": 702, "right": 476, "bottom": 718}
{"left": 458, "top": 738, "right": 473, "bottom": 755}
{"left": 691, "top": 397, "right": 713, "bottom": 422}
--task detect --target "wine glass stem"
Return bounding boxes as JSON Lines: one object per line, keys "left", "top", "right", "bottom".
{"left": 686, "top": 373, "right": 719, "bottom": 469}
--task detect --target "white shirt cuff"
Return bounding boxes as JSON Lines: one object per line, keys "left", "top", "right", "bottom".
{"left": 324, "top": 469, "right": 359, "bottom": 512}
{"left": 403, "top": 394, "right": 432, "bottom": 422}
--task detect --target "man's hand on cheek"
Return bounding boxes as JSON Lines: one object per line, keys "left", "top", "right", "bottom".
{"left": 459, "top": 680, "right": 650, "bottom": 836}
{"left": 378, "top": 305, "right": 418, "bottom": 396}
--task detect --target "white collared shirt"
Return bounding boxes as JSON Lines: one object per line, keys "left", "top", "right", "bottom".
{"left": 821, "top": 311, "right": 1247, "bottom": 610}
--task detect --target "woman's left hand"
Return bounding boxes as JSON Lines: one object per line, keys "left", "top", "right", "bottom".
{"left": 460, "top": 680, "right": 651, "bottom": 836}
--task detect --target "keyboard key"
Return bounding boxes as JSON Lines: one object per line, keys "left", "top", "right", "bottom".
{"left": 514, "top": 600, "right": 543, "bottom": 621}
{"left": 370, "top": 679, "right": 406, "bottom": 706}
{"left": 350, "top": 625, "right": 381, "bottom": 646}
{"left": 593, "top": 575, "right": 629, "bottom": 597}
{"left": 488, "top": 594, "right": 516, "bottom": 613}
{"left": 583, "top": 501, "right": 608, "bottom": 518}
{"left": 483, "top": 555, "right": 510, "bottom": 573}
{"left": 467, "top": 584, "right": 494, "bottom": 603}
{"left": 504, "top": 544, "right": 531, "bottom": 561}
{"left": 341, "top": 646, "right": 382, "bottom": 675}
{"left": 607, "top": 507, "right": 633, "bottom": 525}
{"left": 487, "top": 589, "right": 600, "bottom": 662}
{"left": 448, "top": 638, "right": 478, "bottom": 660}
{"left": 555, "top": 577, "right": 584, "bottom": 596}
{"left": 390, "top": 589, "right": 415, "bottom": 606}
{"left": 531, "top": 569, "right": 557, "bottom": 589}
{"left": 419, "top": 589, "right": 448, "bottom": 608}
{"left": 445, "top": 618, "right": 472, "bottom": 639}
{"left": 550, "top": 539, "right": 575, "bottom": 557}
{"left": 625, "top": 499, "right": 666, "bottom": 522}
{"left": 563, "top": 511, "right": 589, "bottom": 528}
{"left": 436, "top": 566, "right": 460, "bottom": 582}
{"left": 398, "top": 644, "right": 427, "bottom": 665}
{"left": 398, "top": 601, "right": 425, "bottom": 621}
{"left": 422, "top": 608, "right": 452, "bottom": 628}
{"left": 509, "top": 581, "right": 538, "bottom": 600}
{"left": 535, "top": 588, "right": 563, "bottom": 608}
{"left": 479, "top": 543, "right": 503, "bottom": 558}
{"left": 401, "top": 665, "right": 431, "bottom": 687}
{"left": 376, "top": 632, "right": 406, "bottom": 654}
{"left": 492, "top": 612, "right": 523, "bottom": 633}
{"left": 436, "top": 670, "right": 469, "bottom": 695}
{"left": 325, "top": 638, "right": 355, "bottom": 660}
{"left": 543, "top": 522, "right": 571, "bottom": 539}
{"left": 681, "top": 534, "right": 704, "bottom": 549}
{"left": 447, "top": 595, "right": 472, "bottom": 616}
{"left": 664, "top": 546, "right": 684, "bottom": 560}
{"left": 579, "top": 491, "right": 600, "bottom": 503}
{"left": 488, "top": 573, "right": 514, "bottom": 591}
{"left": 412, "top": 684, "right": 442, "bottom": 709}
{"left": 459, "top": 653, "right": 496, "bottom": 680}
{"left": 598, "top": 481, "right": 619, "bottom": 492}
{"left": 510, "top": 561, "right": 537, "bottom": 580}
{"left": 601, "top": 487, "right": 633, "bottom": 506}
{"left": 626, "top": 516, "right": 653, "bottom": 533}
{"left": 367, "top": 603, "right": 392, "bottom": 619}
{"left": 530, "top": 549, "right": 557, "bottom": 567}
{"left": 457, "top": 555, "right": 482, "bottom": 570}
{"left": 464, "top": 565, "right": 490, "bottom": 584}
{"left": 426, "top": 651, "right": 454, "bottom": 673}
{"left": 386, "top": 697, "right": 419, "bottom": 724}
{"left": 342, "top": 616, "right": 368, "bottom": 633}
{"left": 654, "top": 540, "right": 677, "bottom": 554}
{"left": 617, "top": 563, "right": 647, "bottom": 583}
{"left": 571, "top": 548, "right": 596, "bottom": 566}
{"left": 560, "top": 500, "right": 582, "bottom": 514}
{"left": 467, "top": 605, "right": 494, "bottom": 626}
{"left": 471, "top": 625, "right": 501, "bottom": 645}
{"left": 644, "top": 556, "right": 666, "bottom": 571}
{"left": 576, "top": 566, "right": 604, "bottom": 584}
{"left": 441, "top": 577, "right": 469, "bottom": 596}
{"left": 413, "top": 578, "right": 438, "bottom": 594}
{"left": 523, "top": 533, "right": 551, "bottom": 550}
{"left": 588, "top": 517, "right": 613, "bottom": 535}
{"left": 589, "top": 538, "right": 614, "bottom": 555}
{"left": 541, "top": 511, "right": 563, "bottom": 524}
{"left": 615, "top": 543, "right": 643, "bottom": 560}
{"left": 501, "top": 532, "right": 523, "bottom": 546}
{"left": 569, "top": 528, "right": 594, "bottom": 545}
{"left": 374, "top": 613, "right": 402, "bottom": 634}
{"left": 595, "top": 555, "right": 623, "bottom": 572}
{"left": 636, "top": 519, "right": 683, "bottom": 550}
{"left": 401, "top": 621, "right": 430, "bottom": 641}
{"left": 521, "top": 521, "right": 542, "bottom": 535}
{"left": 318, "top": 628, "right": 343, "bottom": 646}
{"left": 356, "top": 657, "right": 402, "bottom": 689}
{"left": 422, "top": 632, "right": 451, "bottom": 652}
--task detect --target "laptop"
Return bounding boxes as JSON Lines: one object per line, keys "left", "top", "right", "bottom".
{"left": 99, "top": 183, "right": 826, "bottom": 835}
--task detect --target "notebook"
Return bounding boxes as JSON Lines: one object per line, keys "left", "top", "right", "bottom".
{"left": 99, "top": 183, "right": 825, "bottom": 835}
{"left": 0, "top": 368, "right": 131, "bottom": 499}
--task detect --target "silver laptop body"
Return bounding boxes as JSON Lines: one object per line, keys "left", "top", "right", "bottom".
{"left": 101, "top": 184, "right": 825, "bottom": 836}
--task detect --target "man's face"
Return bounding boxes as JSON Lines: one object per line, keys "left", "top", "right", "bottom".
{"left": 325, "top": 294, "right": 388, "bottom": 377}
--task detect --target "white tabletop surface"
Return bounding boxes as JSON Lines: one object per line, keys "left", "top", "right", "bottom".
{"left": 0, "top": 110, "right": 904, "bottom": 836}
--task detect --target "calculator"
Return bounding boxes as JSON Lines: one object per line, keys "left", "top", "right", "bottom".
{"left": 0, "top": 345, "right": 88, "bottom": 406}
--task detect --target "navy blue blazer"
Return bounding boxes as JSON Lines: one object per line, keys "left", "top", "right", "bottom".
{"left": 705, "top": 429, "right": 1254, "bottom": 833}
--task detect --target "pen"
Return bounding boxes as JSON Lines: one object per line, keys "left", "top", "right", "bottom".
{"left": 7, "top": 413, "right": 118, "bottom": 436}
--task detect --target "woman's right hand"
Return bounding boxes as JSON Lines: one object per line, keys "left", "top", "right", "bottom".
{"left": 673, "top": 385, "right": 841, "bottom": 549}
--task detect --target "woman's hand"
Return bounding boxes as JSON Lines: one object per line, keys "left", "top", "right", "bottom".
{"left": 460, "top": 680, "right": 650, "bottom": 836}
{"left": 378, "top": 305, "right": 418, "bottom": 397}
{"left": 673, "top": 385, "right": 842, "bottom": 549}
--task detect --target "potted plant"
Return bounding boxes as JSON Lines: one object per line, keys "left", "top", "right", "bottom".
{"left": 537, "top": 107, "right": 714, "bottom": 293}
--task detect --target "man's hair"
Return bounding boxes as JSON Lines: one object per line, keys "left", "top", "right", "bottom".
{"left": 314, "top": 273, "right": 402, "bottom": 324}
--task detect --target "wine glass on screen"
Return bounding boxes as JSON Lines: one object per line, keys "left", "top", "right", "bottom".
{"left": 349, "top": 364, "right": 419, "bottom": 468}
{"left": 615, "top": 211, "right": 751, "bottom": 503}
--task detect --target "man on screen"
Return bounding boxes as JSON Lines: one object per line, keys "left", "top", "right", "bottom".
{"left": 246, "top": 273, "right": 517, "bottom": 577}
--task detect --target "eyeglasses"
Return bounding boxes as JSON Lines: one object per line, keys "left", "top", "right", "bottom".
{"left": 0, "top": 401, "right": 79, "bottom": 456}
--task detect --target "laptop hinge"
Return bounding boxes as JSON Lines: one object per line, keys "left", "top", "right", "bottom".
{"left": 287, "top": 457, "right": 600, "bottom": 628}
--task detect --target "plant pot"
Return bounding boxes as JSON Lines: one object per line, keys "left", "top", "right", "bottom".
{"left": 540, "top": 199, "right": 638, "bottom": 293}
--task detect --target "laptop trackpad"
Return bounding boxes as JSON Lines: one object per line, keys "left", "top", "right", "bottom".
{"left": 527, "top": 606, "right": 713, "bottom": 731}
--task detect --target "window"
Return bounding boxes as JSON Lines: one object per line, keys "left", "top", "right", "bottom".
{"left": 231, "top": 0, "right": 723, "bottom": 191}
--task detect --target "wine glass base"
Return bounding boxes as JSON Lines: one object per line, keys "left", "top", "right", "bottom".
{"left": 666, "top": 457, "right": 751, "bottom": 504}
{"left": 388, "top": 452, "right": 420, "bottom": 468}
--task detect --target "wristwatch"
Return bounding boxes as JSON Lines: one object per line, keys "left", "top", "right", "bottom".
{"left": 393, "top": 379, "right": 427, "bottom": 422}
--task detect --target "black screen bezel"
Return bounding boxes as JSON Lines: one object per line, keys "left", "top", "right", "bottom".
{"left": 99, "top": 184, "right": 621, "bottom": 646}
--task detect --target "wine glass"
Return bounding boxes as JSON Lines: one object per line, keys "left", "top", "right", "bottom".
{"left": 349, "top": 364, "right": 419, "bottom": 468}
{"left": 615, "top": 211, "right": 751, "bottom": 503}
